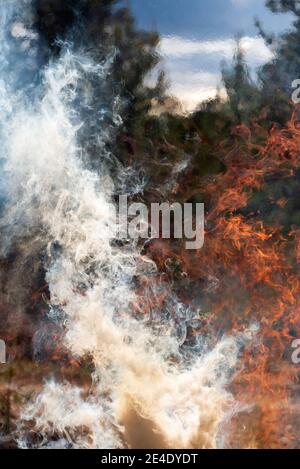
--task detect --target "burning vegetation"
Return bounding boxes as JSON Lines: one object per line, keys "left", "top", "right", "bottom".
{"left": 1, "top": 0, "right": 300, "bottom": 449}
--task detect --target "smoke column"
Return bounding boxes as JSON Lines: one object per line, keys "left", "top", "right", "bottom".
{"left": 0, "top": 0, "right": 250, "bottom": 448}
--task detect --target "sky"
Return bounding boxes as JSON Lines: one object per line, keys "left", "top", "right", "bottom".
{"left": 123, "top": 0, "right": 294, "bottom": 110}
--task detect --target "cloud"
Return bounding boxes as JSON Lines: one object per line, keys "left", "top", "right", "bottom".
{"left": 156, "top": 35, "right": 274, "bottom": 111}
{"left": 166, "top": 70, "right": 226, "bottom": 111}
{"left": 159, "top": 35, "right": 273, "bottom": 64}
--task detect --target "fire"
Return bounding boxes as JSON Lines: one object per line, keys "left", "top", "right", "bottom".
{"left": 146, "top": 112, "right": 300, "bottom": 448}
{"left": 2, "top": 0, "right": 300, "bottom": 450}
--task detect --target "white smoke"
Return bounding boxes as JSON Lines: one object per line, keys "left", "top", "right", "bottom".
{"left": 0, "top": 0, "right": 248, "bottom": 449}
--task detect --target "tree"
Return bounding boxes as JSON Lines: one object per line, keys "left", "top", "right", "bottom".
{"left": 222, "top": 40, "right": 261, "bottom": 124}
{"left": 255, "top": 0, "right": 300, "bottom": 125}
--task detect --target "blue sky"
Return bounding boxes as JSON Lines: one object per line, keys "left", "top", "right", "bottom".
{"left": 129, "top": 0, "right": 292, "bottom": 39}
{"left": 122, "top": 1, "right": 294, "bottom": 109}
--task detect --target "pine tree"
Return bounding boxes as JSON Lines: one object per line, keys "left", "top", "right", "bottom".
{"left": 222, "top": 39, "right": 261, "bottom": 124}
